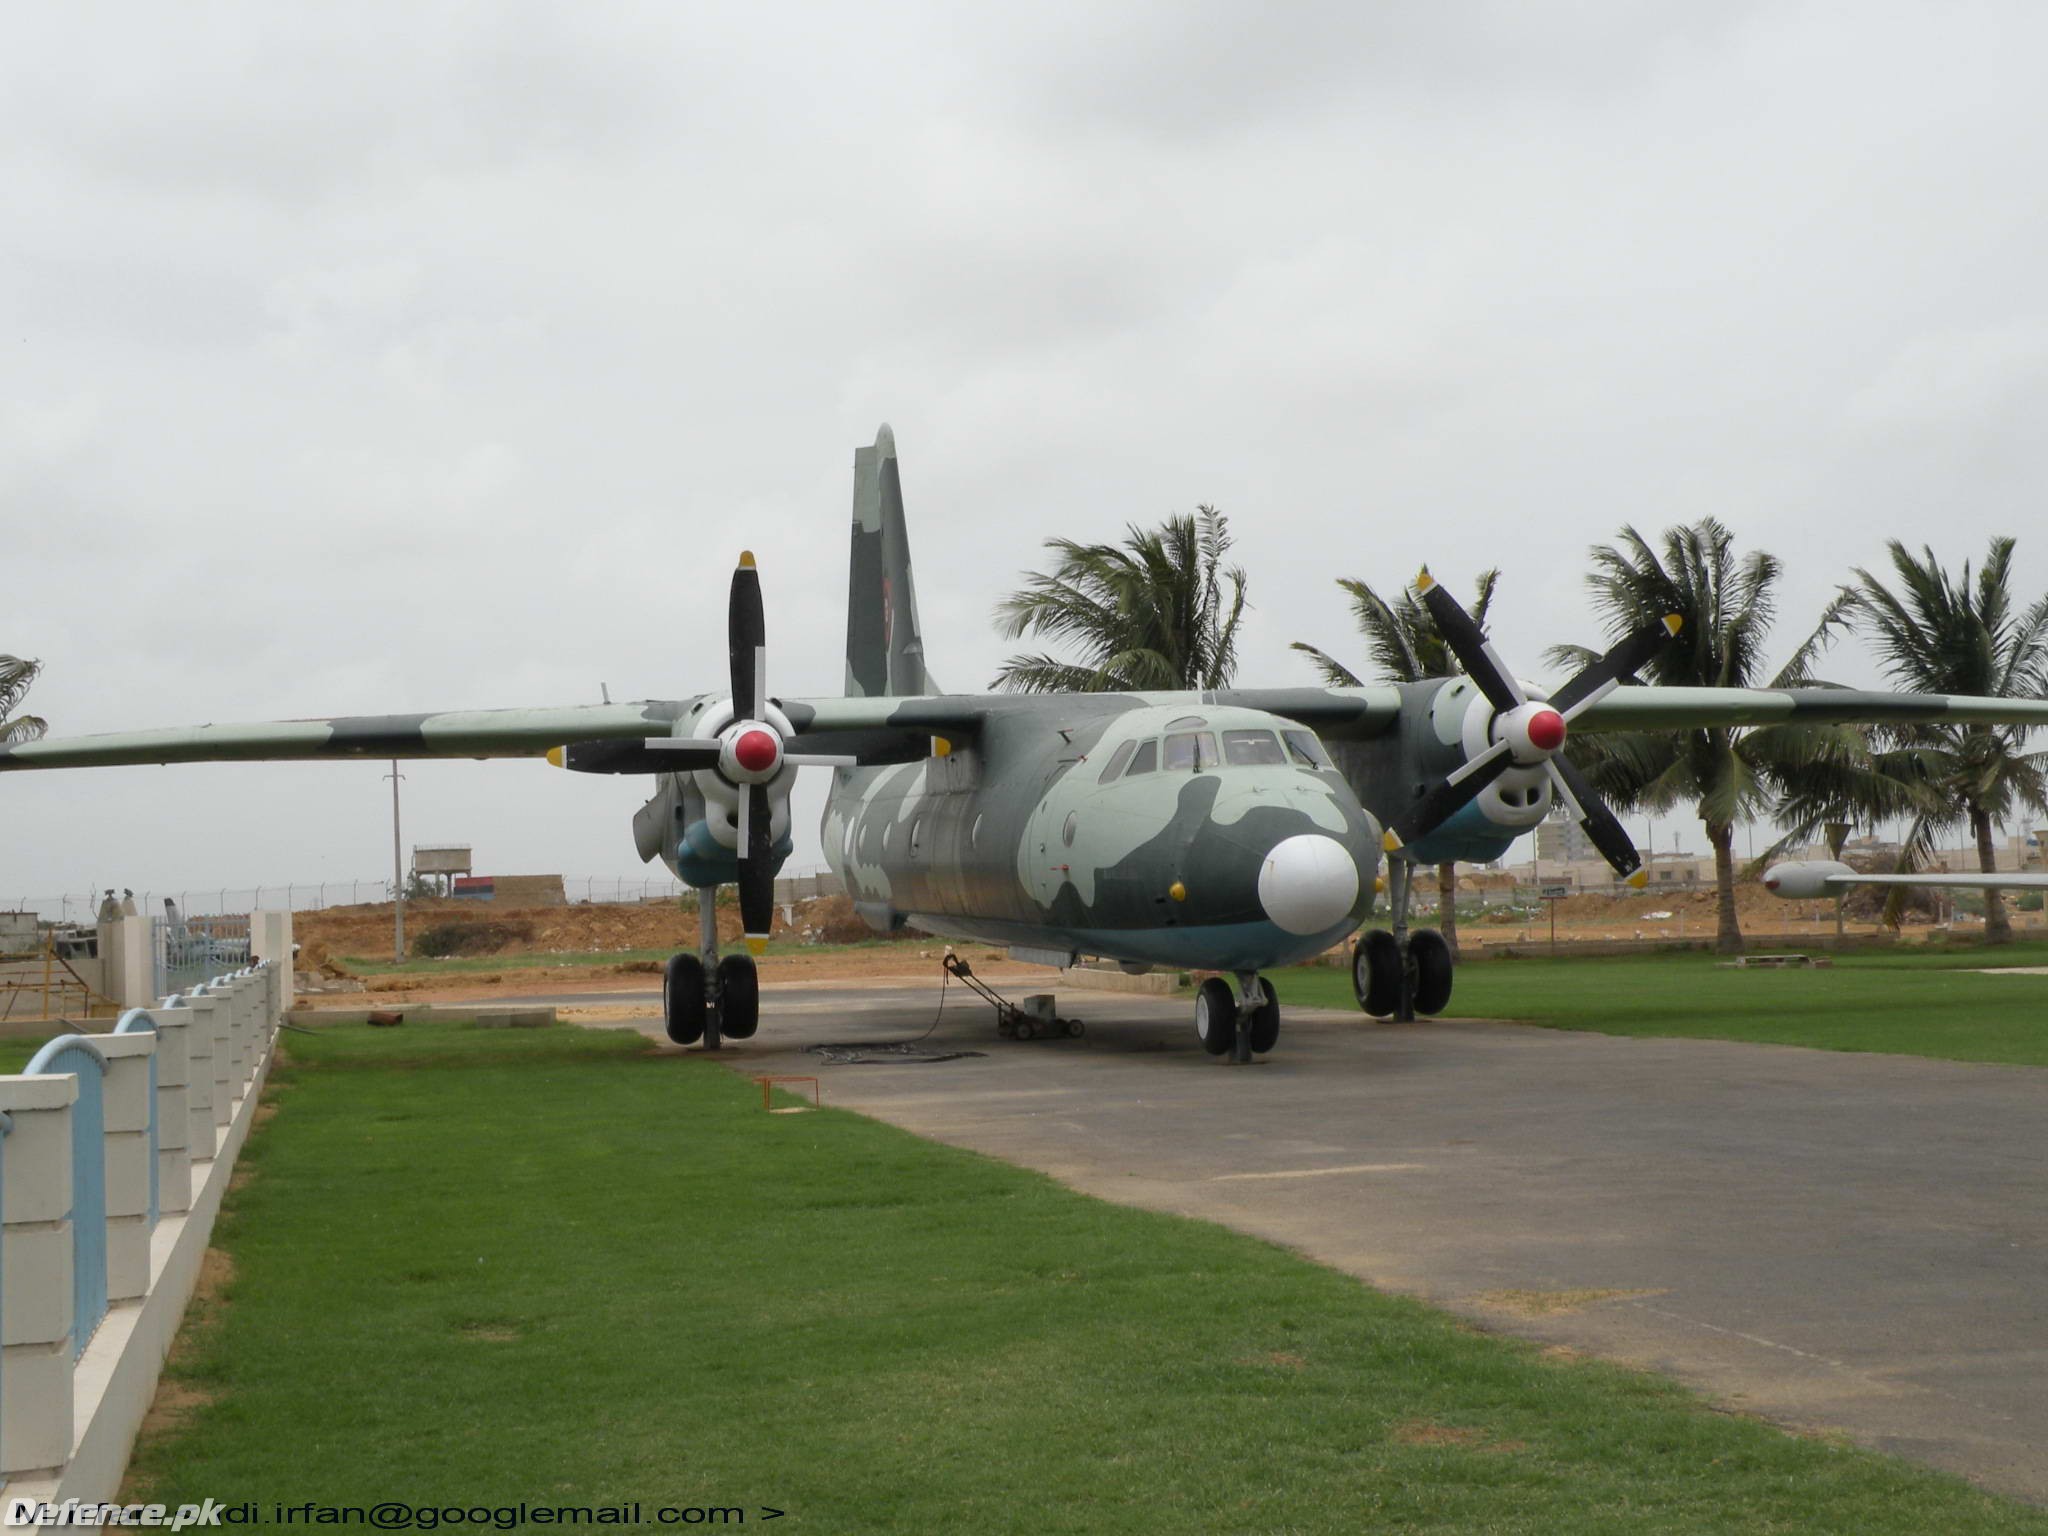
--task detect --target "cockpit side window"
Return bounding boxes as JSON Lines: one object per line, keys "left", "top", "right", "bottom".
{"left": 1097, "top": 739, "right": 1138, "bottom": 783}
{"left": 1282, "top": 729, "right": 1333, "bottom": 769}
{"left": 1221, "top": 729, "right": 1285, "bottom": 766}
{"left": 1163, "top": 731, "right": 1219, "bottom": 771}
{"left": 1126, "top": 740, "right": 1159, "bottom": 775}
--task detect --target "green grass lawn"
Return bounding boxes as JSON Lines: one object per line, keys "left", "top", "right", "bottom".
{"left": 125, "top": 1019, "right": 2046, "bottom": 1534}
{"left": 1276, "top": 940, "right": 2048, "bottom": 1066}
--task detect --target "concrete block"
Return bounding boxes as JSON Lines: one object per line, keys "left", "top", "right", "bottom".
{"left": 89, "top": 1033, "right": 155, "bottom": 1135}
{"left": 104, "top": 1131, "right": 150, "bottom": 1218}
{"left": 155, "top": 1082, "right": 188, "bottom": 1154}
{"left": 0, "top": 1338, "right": 72, "bottom": 1475}
{"left": 145, "top": 1008, "right": 189, "bottom": 1088}
{"left": 1, "top": 1219, "right": 74, "bottom": 1347}
{"left": 250, "top": 910, "right": 294, "bottom": 968}
{"left": 107, "top": 1214, "right": 150, "bottom": 1302}
{"left": 157, "top": 1145, "right": 192, "bottom": 1216}
{"left": 0, "top": 1076, "right": 76, "bottom": 1224}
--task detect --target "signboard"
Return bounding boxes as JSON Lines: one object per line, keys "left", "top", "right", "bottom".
{"left": 1539, "top": 884, "right": 1571, "bottom": 900}
{"left": 415, "top": 844, "right": 473, "bottom": 876}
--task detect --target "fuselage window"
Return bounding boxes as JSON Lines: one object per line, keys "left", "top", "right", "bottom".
{"left": 1282, "top": 729, "right": 1333, "bottom": 769}
{"left": 1126, "top": 740, "right": 1159, "bottom": 775}
{"left": 1221, "top": 729, "right": 1285, "bottom": 766}
{"left": 1098, "top": 739, "right": 1138, "bottom": 783}
{"left": 1163, "top": 731, "right": 1218, "bottom": 771}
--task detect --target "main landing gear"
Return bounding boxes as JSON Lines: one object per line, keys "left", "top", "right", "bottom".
{"left": 1353, "top": 857, "right": 1453, "bottom": 1021}
{"left": 1195, "top": 972, "right": 1281, "bottom": 1064}
{"left": 663, "top": 891, "right": 760, "bottom": 1049}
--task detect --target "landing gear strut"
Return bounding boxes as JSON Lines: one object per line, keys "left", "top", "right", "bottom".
{"left": 1195, "top": 973, "right": 1279, "bottom": 1062}
{"left": 1354, "top": 856, "right": 1454, "bottom": 1020}
{"left": 663, "top": 890, "right": 758, "bottom": 1048}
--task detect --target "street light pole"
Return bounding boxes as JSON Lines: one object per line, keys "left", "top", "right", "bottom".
{"left": 386, "top": 761, "right": 405, "bottom": 962}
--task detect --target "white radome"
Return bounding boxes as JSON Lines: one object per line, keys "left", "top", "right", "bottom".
{"left": 1259, "top": 834, "right": 1361, "bottom": 936}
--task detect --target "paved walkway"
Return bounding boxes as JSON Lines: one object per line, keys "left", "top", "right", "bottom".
{"left": 579, "top": 980, "right": 2048, "bottom": 1504}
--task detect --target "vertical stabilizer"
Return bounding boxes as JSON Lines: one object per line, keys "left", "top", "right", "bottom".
{"left": 845, "top": 424, "right": 932, "bottom": 697}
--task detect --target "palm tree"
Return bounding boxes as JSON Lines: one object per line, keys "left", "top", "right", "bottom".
{"left": 0, "top": 655, "right": 47, "bottom": 744}
{"left": 1291, "top": 571, "right": 1500, "bottom": 956}
{"left": 991, "top": 508, "right": 1246, "bottom": 692}
{"left": 1838, "top": 539, "right": 2048, "bottom": 944}
{"left": 1551, "top": 520, "right": 1856, "bottom": 955}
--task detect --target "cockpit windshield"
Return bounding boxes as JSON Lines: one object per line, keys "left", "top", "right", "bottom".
{"left": 1221, "top": 729, "right": 1285, "bottom": 766}
{"left": 1282, "top": 729, "right": 1333, "bottom": 768}
{"left": 1098, "top": 724, "right": 1333, "bottom": 783}
{"left": 1162, "top": 731, "right": 1218, "bottom": 771}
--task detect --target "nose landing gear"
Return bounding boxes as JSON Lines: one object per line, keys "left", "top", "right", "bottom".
{"left": 1195, "top": 973, "right": 1281, "bottom": 1062}
{"left": 663, "top": 889, "right": 760, "bottom": 1048}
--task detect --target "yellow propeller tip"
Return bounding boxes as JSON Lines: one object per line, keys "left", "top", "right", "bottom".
{"left": 545, "top": 746, "right": 565, "bottom": 768}
{"left": 1415, "top": 567, "right": 1435, "bottom": 592}
{"left": 1626, "top": 869, "right": 1649, "bottom": 889}
{"left": 745, "top": 935, "right": 768, "bottom": 957}
{"left": 739, "top": 549, "right": 757, "bottom": 569}
{"left": 1663, "top": 613, "right": 1683, "bottom": 636}
{"left": 1383, "top": 829, "right": 1404, "bottom": 853}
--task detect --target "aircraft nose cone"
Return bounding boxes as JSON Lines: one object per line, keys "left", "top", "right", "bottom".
{"left": 1257, "top": 834, "right": 1361, "bottom": 936}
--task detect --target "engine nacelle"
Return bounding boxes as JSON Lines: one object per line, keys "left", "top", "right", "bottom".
{"left": 1760, "top": 860, "right": 1854, "bottom": 899}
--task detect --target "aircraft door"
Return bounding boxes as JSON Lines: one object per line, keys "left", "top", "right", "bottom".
{"left": 1023, "top": 766, "right": 1074, "bottom": 910}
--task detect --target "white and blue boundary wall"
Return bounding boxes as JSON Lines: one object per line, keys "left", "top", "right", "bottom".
{"left": 0, "top": 910, "right": 291, "bottom": 1505}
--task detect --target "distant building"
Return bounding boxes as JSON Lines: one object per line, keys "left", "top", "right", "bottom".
{"left": 1535, "top": 813, "right": 1597, "bottom": 867}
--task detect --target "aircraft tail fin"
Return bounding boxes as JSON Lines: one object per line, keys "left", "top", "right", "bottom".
{"left": 845, "top": 424, "right": 932, "bottom": 697}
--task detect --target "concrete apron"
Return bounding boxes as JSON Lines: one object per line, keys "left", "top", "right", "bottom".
{"left": 589, "top": 981, "right": 2048, "bottom": 1507}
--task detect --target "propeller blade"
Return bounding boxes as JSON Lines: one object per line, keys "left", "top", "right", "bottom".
{"left": 1416, "top": 569, "right": 1524, "bottom": 714}
{"left": 1549, "top": 614, "right": 1683, "bottom": 718}
{"left": 738, "top": 783, "right": 774, "bottom": 954}
{"left": 1546, "top": 755, "right": 1645, "bottom": 881}
{"left": 783, "top": 752, "right": 859, "bottom": 768}
{"left": 1387, "top": 740, "right": 1516, "bottom": 849}
{"left": 729, "top": 552, "right": 766, "bottom": 719}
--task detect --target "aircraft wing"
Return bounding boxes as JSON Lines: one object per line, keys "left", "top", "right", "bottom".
{"left": 0, "top": 702, "right": 699, "bottom": 771}
{"left": 0, "top": 693, "right": 1005, "bottom": 774}
{"left": 1569, "top": 687, "right": 2048, "bottom": 733}
{"left": 1209, "top": 684, "right": 2048, "bottom": 738}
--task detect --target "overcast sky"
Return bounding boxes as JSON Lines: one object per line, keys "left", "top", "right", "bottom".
{"left": 8, "top": 1, "right": 2048, "bottom": 906}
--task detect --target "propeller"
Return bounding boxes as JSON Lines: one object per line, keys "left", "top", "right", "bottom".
{"left": 1384, "top": 570, "right": 1682, "bottom": 885}
{"left": 645, "top": 552, "right": 856, "bottom": 955}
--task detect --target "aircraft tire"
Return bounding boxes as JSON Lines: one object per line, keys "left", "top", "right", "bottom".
{"left": 1410, "top": 929, "right": 1454, "bottom": 1016}
{"left": 663, "top": 953, "right": 707, "bottom": 1045}
{"left": 716, "top": 954, "right": 760, "bottom": 1039}
{"left": 1247, "top": 978, "right": 1280, "bottom": 1054}
{"left": 1355, "top": 930, "right": 1400, "bottom": 1018}
{"left": 1195, "top": 977, "right": 1236, "bottom": 1055}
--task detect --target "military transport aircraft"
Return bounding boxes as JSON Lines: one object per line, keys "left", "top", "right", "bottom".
{"left": 11, "top": 425, "right": 2048, "bottom": 1062}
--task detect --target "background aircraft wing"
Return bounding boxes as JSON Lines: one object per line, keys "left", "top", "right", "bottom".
{"left": 0, "top": 701, "right": 700, "bottom": 771}
{"left": 1821, "top": 872, "right": 2048, "bottom": 890}
{"left": 1570, "top": 687, "right": 2048, "bottom": 733}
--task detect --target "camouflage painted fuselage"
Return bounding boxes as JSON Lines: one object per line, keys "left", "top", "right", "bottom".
{"left": 819, "top": 699, "right": 1381, "bottom": 971}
